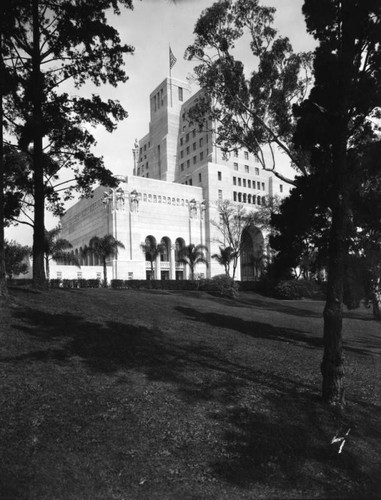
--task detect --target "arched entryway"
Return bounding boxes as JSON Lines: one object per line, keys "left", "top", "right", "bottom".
{"left": 143, "top": 235, "right": 157, "bottom": 280}
{"left": 160, "top": 236, "right": 172, "bottom": 280}
{"left": 175, "top": 237, "right": 186, "bottom": 280}
{"left": 240, "top": 226, "right": 265, "bottom": 281}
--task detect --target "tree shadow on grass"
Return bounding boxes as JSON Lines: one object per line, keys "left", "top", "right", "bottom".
{"left": 175, "top": 305, "right": 323, "bottom": 350}
{"left": 209, "top": 394, "right": 381, "bottom": 498}
{"left": 4, "top": 304, "right": 381, "bottom": 498}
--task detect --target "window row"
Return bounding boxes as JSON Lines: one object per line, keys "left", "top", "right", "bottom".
{"left": 180, "top": 150, "right": 208, "bottom": 171}
{"left": 180, "top": 132, "right": 208, "bottom": 147}
{"left": 233, "top": 192, "right": 267, "bottom": 205}
{"left": 233, "top": 177, "right": 266, "bottom": 190}
{"left": 233, "top": 163, "right": 260, "bottom": 175}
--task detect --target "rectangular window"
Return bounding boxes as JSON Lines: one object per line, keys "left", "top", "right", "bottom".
{"left": 186, "top": 146, "right": 190, "bottom": 155}
{"left": 186, "top": 133, "right": 189, "bottom": 142}
{"left": 193, "top": 156, "right": 197, "bottom": 165}
{"left": 218, "top": 171, "right": 222, "bottom": 181}
{"left": 189, "top": 178, "right": 192, "bottom": 186}
{"left": 262, "top": 182, "right": 265, "bottom": 190}
{"left": 233, "top": 191, "right": 237, "bottom": 201}
{"left": 192, "top": 129, "right": 196, "bottom": 138}
{"left": 187, "top": 159, "right": 190, "bottom": 168}
{"left": 128, "top": 272, "right": 134, "bottom": 280}
{"left": 234, "top": 163, "right": 238, "bottom": 171}
{"left": 178, "top": 87, "right": 183, "bottom": 101}
{"left": 238, "top": 178, "right": 241, "bottom": 186}
{"left": 180, "top": 137, "right": 183, "bottom": 146}
{"left": 200, "top": 151, "right": 204, "bottom": 160}
{"left": 248, "top": 180, "right": 251, "bottom": 188}
{"left": 238, "top": 192, "right": 242, "bottom": 202}
{"left": 243, "top": 179, "right": 246, "bottom": 187}
{"left": 180, "top": 150, "right": 184, "bottom": 159}
{"left": 193, "top": 142, "right": 196, "bottom": 151}
{"left": 255, "top": 167, "right": 260, "bottom": 176}
{"left": 244, "top": 151, "right": 249, "bottom": 160}
{"left": 199, "top": 138, "right": 203, "bottom": 147}
{"left": 160, "top": 88, "right": 163, "bottom": 105}
{"left": 199, "top": 173, "right": 202, "bottom": 182}
{"left": 257, "top": 181, "right": 261, "bottom": 189}
{"left": 234, "top": 149, "right": 238, "bottom": 157}
{"left": 181, "top": 163, "right": 184, "bottom": 171}
{"left": 218, "top": 189, "right": 223, "bottom": 200}
{"left": 233, "top": 176, "right": 236, "bottom": 185}
{"left": 245, "top": 165, "right": 249, "bottom": 173}
{"left": 280, "top": 184, "right": 283, "bottom": 193}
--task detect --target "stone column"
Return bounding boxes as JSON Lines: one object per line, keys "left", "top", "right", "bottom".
{"left": 170, "top": 245, "right": 176, "bottom": 280}
{"left": 155, "top": 253, "right": 161, "bottom": 280}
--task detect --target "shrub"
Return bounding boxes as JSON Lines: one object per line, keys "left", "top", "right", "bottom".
{"left": 111, "top": 279, "right": 128, "bottom": 289}
{"left": 62, "top": 279, "right": 77, "bottom": 288}
{"left": 49, "top": 279, "right": 62, "bottom": 288}
{"left": 273, "top": 280, "right": 302, "bottom": 300}
{"left": 85, "top": 279, "right": 101, "bottom": 289}
{"left": 199, "top": 274, "right": 239, "bottom": 298}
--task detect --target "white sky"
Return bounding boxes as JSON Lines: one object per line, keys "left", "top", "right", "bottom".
{"left": 6, "top": 0, "right": 317, "bottom": 246}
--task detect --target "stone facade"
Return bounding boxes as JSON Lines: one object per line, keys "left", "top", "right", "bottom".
{"left": 55, "top": 77, "right": 293, "bottom": 282}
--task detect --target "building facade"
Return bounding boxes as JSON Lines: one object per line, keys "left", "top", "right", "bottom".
{"left": 56, "top": 77, "right": 292, "bottom": 282}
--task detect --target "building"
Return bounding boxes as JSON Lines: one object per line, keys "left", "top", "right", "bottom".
{"left": 55, "top": 77, "right": 292, "bottom": 282}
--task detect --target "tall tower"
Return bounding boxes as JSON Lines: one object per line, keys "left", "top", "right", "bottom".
{"left": 136, "top": 78, "right": 191, "bottom": 181}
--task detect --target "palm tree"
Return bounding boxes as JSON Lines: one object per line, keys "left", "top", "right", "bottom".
{"left": 212, "top": 246, "right": 237, "bottom": 277}
{"left": 178, "top": 243, "right": 208, "bottom": 280}
{"left": 44, "top": 225, "right": 80, "bottom": 280}
{"left": 84, "top": 234, "right": 125, "bottom": 286}
{"left": 140, "top": 238, "right": 165, "bottom": 279}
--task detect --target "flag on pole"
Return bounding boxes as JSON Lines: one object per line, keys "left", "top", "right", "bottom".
{"left": 169, "top": 46, "right": 177, "bottom": 70}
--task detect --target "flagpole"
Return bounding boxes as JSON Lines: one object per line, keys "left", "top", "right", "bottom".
{"left": 169, "top": 44, "right": 173, "bottom": 108}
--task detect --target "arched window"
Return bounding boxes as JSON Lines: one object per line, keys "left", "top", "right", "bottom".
{"left": 175, "top": 238, "right": 186, "bottom": 262}
{"left": 160, "top": 237, "right": 171, "bottom": 262}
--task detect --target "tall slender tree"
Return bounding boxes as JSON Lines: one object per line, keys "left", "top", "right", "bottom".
{"left": 43, "top": 225, "right": 79, "bottom": 280}
{"left": 212, "top": 200, "right": 255, "bottom": 279}
{"left": 2, "top": 0, "right": 134, "bottom": 287}
{"left": 140, "top": 239, "right": 166, "bottom": 278}
{"left": 178, "top": 243, "right": 208, "bottom": 280}
{"left": 85, "top": 234, "right": 125, "bottom": 286}
{"left": 294, "top": 0, "right": 381, "bottom": 404}
{"left": 185, "top": 0, "right": 313, "bottom": 184}
{"left": 212, "top": 246, "right": 236, "bottom": 277}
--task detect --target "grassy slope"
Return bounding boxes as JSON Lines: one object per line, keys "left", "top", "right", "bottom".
{"left": 0, "top": 287, "right": 380, "bottom": 500}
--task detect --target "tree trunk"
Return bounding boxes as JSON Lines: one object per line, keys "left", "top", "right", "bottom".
{"left": 31, "top": 0, "right": 46, "bottom": 287}
{"left": 321, "top": 205, "right": 346, "bottom": 404}
{"left": 0, "top": 20, "right": 8, "bottom": 300}
{"left": 103, "top": 258, "right": 107, "bottom": 286}
{"left": 45, "top": 254, "right": 50, "bottom": 281}
{"left": 321, "top": 4, "right": 356, "bottom": 406}
{"left": 372, "top": 281, "right": 381, "bottom": 320}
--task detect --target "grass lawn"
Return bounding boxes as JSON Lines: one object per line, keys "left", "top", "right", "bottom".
{"left": 0, "top": 287, "right": 380, "bottom": 499}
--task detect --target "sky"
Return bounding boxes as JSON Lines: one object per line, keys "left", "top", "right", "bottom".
{"left": 6, "top": 0, "right": 317, "bottom": 246}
